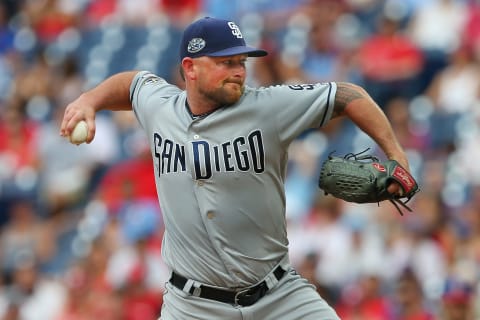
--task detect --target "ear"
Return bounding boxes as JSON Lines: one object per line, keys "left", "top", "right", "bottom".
{"left": 181, "top": 58, "right": 196, "bottom": 80}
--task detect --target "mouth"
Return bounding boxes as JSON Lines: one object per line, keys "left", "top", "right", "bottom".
{"left": 225, "top": 78, "right": 243, "bottom": 86}
{"left": 225, "top": 81, "right": 243, "bottom": 89}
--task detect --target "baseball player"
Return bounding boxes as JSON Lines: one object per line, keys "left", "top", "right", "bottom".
{"left": 60, "top": 17, "right": 410, "bottom": 320}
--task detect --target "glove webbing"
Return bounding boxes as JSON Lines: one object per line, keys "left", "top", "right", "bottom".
{"left": 386, "top": 198, "right": 412, "bottom": 216}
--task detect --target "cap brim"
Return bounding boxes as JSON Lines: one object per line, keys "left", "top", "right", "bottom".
{"left": 207, "top": 46, "right": 268, "bottom": 57}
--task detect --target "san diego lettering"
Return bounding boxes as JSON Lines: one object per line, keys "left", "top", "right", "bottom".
{"left": 153, "top": 130, "right": 265, "bottom": 179}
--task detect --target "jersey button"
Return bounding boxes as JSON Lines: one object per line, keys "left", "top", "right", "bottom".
{"left": 197, "top": 181, "right": 204, "bottom": 186}
{"left": 193, "top": 134, "right": 199, "bottom": 139}
{"left": 207, "top": 211, "right": 215, "bottom": 219}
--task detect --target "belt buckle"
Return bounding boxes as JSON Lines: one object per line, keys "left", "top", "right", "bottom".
{"left": 192, "top": 286, "right": 201, "bottom": 297}
{"left": 234, "top": 287, "right": 255, "bottom": 306}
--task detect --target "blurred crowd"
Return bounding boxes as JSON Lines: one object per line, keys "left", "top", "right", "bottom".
{"left": 0, "top": 0, "right": 479, "bottom": 319}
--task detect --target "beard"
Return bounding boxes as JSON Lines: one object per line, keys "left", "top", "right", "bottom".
{"left": 199, "top": 81, "right": 245, "bottom": 107}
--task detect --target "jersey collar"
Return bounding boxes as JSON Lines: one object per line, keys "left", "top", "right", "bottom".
{"left": 185, "top": 99, "right": 219, "bottom": 120}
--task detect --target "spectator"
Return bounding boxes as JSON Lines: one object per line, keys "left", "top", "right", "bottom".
{"left": 0, "top": 102, "right": 40, "bottom": 202}
{"left": 275, "top": 1, "right": 349, "bottom": 84}
{"left": 12, "top": 51, "right": 55, "bottom": 103}
{"left": 0, "top": 3, "right": 15, "bottom": 57}
{"left": 83, "top": 0, "right": 118, "bottom": 27}
{"left": 383, "top": 97, "right": 431, "bottom": 153}
{"left": 116, "top": 0, "right": 161, "bottom": 26}
{"left": 57, "top": 238, "right": 122, "bottom": 320}
{"left": 1, "top": 254, "right": 67, "bottom": 320}
{"left": 336, "top": 272, "right": 393, "bottom": 320}
{"left": 424, "top": 44, "right": 480, "bottom": 151}
{"left": 23, "top": 0, "right": 79, "bottom": 45}
{"left": 0, "top": 199, "right": 54, "bottom": 278}
{"left": 159, "top": 0, "right": 201, "bottom": 28}
{"left": 289, "top": 194, "right": 353, "bottom": 291}
{"left": 406, "top": 0, "right": 468, "bottom": 90}
{"left": 295, "top": 252, "right": 337, "bottom": 307}
{"left": 462, "top": 0, "right": 480, "bottom": 60}
{"left": 285, "top": 134, "right": 325, "bottom": 221}
{"left": 440, "top": 278, "right": 475, "bottom": 320}
{"left": 120, "top": 263, "right": 163, "bottom": 320}
{"left": 357, "top": 11, "right": 424, "bottom": 107}
{"left": 392, "top": 267, "right": 435, "bottom": 320}
{"left": 93, "top": 141, "right": 157, "bottom": 213}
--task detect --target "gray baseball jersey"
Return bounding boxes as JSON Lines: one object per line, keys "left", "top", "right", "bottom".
{"left": 130, "top": 71, "right": 336, "bottom": 289}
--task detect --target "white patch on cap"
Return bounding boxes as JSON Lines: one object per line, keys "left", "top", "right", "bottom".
{"left": 187, "top": 38, "right": 206, "bottom": 53}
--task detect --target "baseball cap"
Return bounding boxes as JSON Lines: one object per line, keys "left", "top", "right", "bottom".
{"left": 179, "top": 17, "right": 268, "bottom": 60}
{"left": 442, "top": 278, "right": 473, "bottom": 305}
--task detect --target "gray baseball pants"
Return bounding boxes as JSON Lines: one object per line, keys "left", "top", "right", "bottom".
{"left": 159, "top": 268, "right": 340, "bottom": 320}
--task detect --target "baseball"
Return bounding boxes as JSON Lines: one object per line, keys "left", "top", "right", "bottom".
{"left": 69, "top": 120, "right": 88, "bottom": 145}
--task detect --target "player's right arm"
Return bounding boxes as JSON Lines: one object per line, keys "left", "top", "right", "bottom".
{"left": 60, "top": 71, "right": 137, "bottom": 143}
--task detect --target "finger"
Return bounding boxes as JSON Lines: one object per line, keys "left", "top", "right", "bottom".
{"left": 387, "top": 182, "right": 405, "bottom": 197}
{"left": 60, "top": 105, "right": 83, "bottom": 137}
{"left": 387, "top": 182, "right": 400, "bottom": 195}
{"left": 85, "top": 117, "right": 96, "bottom": 143}
{"left": 59, "top": 109, "right": 72, "bottom": 137}
{"left": 63, "top": 114, "right": 83, "bottom": 137}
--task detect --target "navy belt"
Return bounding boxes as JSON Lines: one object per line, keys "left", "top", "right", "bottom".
{"left": 169, "top": 266, "right": 286, "bottom": 306}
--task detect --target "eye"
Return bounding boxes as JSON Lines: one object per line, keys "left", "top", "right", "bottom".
{"left": 218, "top": 57, "right": 247, "bottom": 67}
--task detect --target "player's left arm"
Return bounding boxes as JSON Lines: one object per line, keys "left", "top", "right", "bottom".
{"left": 332, "top": 82, "right": 409, "bottom": 172}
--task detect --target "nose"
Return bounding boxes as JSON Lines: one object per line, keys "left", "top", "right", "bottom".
{"left": 232, "top": 63, "right": 246, "bottom": 78}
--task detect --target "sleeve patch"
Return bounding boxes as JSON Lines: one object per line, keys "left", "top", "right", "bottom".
{"left": 141, "top": 73, "right": 166, "bottom": 86}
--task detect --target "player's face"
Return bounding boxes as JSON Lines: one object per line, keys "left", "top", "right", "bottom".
{"left": 195, "top": 54, "right": 247, "bottom": 106}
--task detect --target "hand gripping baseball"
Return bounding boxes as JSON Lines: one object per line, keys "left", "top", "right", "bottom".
{"left": 318, "top": 150, "right": 420, "bottom": 215}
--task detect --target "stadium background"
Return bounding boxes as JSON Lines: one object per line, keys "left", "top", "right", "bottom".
{"left": 0, "top": 0, "right": 479, "bottom": 319}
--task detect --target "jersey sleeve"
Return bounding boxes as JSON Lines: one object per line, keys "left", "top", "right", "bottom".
{"left": 257, "top": 82, "right": 337, "bottom": 145}
{"left": 129, "top": 71, "right": 181, "bottom": 130}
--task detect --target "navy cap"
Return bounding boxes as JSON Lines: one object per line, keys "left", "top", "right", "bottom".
{"left": 179, "top": 17, "right": 268, "bottom": 60}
